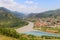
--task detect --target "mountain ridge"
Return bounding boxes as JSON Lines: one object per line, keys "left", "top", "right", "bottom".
{"left": 0, "top": 7, "right": 26, "bottom": 19}
{"left": 27, "top": 9, "right": 60, "bottom": 19}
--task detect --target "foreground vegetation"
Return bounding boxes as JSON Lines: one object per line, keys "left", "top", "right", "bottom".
{"left": 0, "top": 28, "right": 60, "bottom": 40}
{"left": 0, "top": 19, "right": 28, "bottom": 28}
{"left": 0, "top": 35, "right": 18, "bottom": 40}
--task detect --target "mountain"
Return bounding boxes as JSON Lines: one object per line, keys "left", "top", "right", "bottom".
{"left": 26, "top": 13, "right": 36, "bottom": 18}
{"left": 12, "top": 11, "right": 26, "bottom": 19}
{"left": 0, "top": 7, "right": 26, "bottom": 19}
{"left": 27, "top": 9, "right": 60, "bottom": 18}
{"left": 0, "top": 7, "right": 28, "bottom": 28}
{"left": 35, "top": 9, "right": 60, "bottom": 18}
{"left": 0, "top": 7, "right": 10, "bottom": 12}
{"left": 0, "top": 7, "right": 16, "bottom": 20}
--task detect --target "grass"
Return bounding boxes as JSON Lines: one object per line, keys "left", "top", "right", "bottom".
{"left": 34, "top": 26, "right": 60, "bottom": 34}
{"left": 0, "top": 35, "right": 18, "bottom": 40}
{"left": 0, "top": 34, "right": 60, "bottom": 40}
{"left": 0, "top": 28, "right": 60, "bottom": 40}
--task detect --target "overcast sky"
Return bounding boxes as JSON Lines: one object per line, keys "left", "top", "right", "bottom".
{"left": 0, "top": 0, "right": 60, "bottom": 14}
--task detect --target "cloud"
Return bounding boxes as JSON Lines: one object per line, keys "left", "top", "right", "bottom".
{"left": 0, "top": 0, "right": 45, "bottom": 14}
{"left": 25, "top": 1, "right": 34, "bottom": 4}
{"left": 0, "top": 0, "right": 16, "bottom": 9}
{"left": 25, "top": 0, "right": 38, "bottom": 5}
{"left": 0, "top": 0, "right": 26, "bottom": 11}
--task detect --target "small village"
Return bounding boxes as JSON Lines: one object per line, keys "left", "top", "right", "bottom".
{"left": 34, "top": 17, "right": 60, "bottom": 33}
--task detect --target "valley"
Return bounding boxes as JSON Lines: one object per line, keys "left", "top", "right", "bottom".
{"left": 0, "top": 7, "right": 60, "bottom": 40}
{"left": 0, "top": 0, "right": 60, "bottom": 40}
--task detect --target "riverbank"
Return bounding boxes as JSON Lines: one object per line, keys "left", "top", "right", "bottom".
{"left": 16, "top": 22, "right": 60, "bottom": 37}
{"left": 33, "top": 27, "right": 60, "bottom": 34}
{"left": 16, "top": 22, "right": 34, "bottom": 33}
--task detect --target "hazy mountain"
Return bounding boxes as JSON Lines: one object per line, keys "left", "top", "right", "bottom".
{"left": 27, "top": 13, "right": 36, "bottom": 18}
{"left": 0, "top": 7, "right": 26, "bottom": 19}
{"left": 27, "top": 9, "right": 60, "bottom": 18}
{"left": 0, "top": 7, "right": 10, "bottom": 12}
{"left": 36, "top": 9, "right": 60, "bottom": 18}
{"left": 0, "top": 7, "right": 16, "bottom": 20}
{"left": 0, "top": 7, "right": 28, "bottom": 28}
{"left": 12, "top": 11, "right": 26, "bottom": 19}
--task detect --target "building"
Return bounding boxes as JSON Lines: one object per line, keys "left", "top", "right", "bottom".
{"left": 34, "top": 19, "right": 48, "bottom": 28}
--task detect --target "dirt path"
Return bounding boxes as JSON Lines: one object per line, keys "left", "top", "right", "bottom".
{"left": 16, "top": 22, "right": 34, "bottom": 33}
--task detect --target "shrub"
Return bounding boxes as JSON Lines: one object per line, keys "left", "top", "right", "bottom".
{"left": 0, "top": 28, "right": 20, "bottom": 38}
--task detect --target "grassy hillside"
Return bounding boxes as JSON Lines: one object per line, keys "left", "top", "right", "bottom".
{"left": 26, "top": 9, "right": 60, "bottom": 22}
{"left": 0, "top": 7, "right": 28, "bottom": 28}
{"left": 0, "top": 35, "right": 18, "bottom": 40}
{"left": 27, "top": 9, "right": 60, "bottom": 19}
{"left": 12, "top": 11, "right": 26, "bottom": 19}
{"left": 35, "top": 9, "right": 60, "bottom": 18}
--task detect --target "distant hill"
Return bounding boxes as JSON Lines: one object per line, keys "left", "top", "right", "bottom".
{"left": 26, "top": 13, "right": 36, "bottom": 18}
{"left": 0, "top": 7, "right": 28, "bottom": 28}
{"left": 27, "top": 9, "right": 60, "bottom": 18}
{"left": 0, "top": 7, "right": 10, "bottom": 12}
{"left": 35, "top": 9, "right": 60, "bottom": 18}
{"left": 0, "top": 7, "right": 26, "bottom": 19}
{"left": 12, "top": 11, "right": 26, "bottom": 19}
{"left": 0, "top": 7, "right": 16, "bottom": 21}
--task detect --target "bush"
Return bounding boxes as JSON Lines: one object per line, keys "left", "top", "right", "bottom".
{"left": 0, "top": 28, "right": 20, "bottom": 38}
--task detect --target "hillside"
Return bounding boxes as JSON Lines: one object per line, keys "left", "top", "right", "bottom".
{"left": 12, "top": 11, "right": 26, "bottom": 19}
{"left": 0, "top": 7, "right": 28, "bottom": 28}
{"left": 35, "top": 9, "right": 60, "bottom": 18}
{"left": 27, "top": 9, "right": 60, "bottom": 18}
{"left": 0, "top": 8, "right": 16, "bottom": 21}
{"left": 0, "top": 7, "right": 26, "bottom": 19}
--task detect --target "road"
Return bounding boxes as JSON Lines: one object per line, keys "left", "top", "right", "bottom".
{"left": 16, "top": 22, "right": 34, "bottom": 33}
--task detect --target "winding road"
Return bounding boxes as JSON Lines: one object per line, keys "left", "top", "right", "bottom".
{"left": 16, "top": 22, "right": 34, "bottom": 33}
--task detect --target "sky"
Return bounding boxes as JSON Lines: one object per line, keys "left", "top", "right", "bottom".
{"left": 0, "top": 0, "right": 60, "bottom": 14}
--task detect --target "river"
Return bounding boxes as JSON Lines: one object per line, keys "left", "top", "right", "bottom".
{"left": 16, "top": 22, "right": 60, "bottom": 37}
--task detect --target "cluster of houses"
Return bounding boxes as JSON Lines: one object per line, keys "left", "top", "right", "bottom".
{"left": 34, "top": 18, "right": 60, "bottom": 33}
{"left": 34, "top": 19, "right": 47, "bottom": 27}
